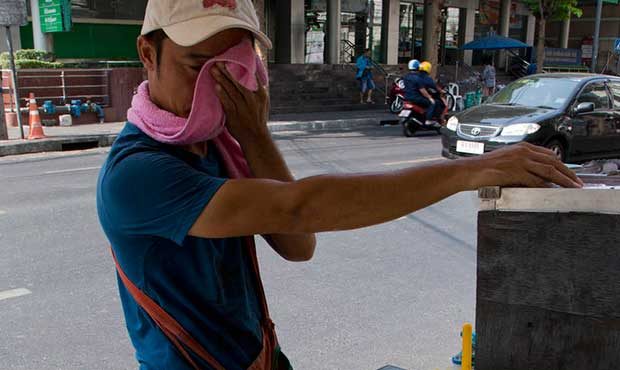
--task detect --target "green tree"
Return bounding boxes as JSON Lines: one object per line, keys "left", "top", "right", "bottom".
{"left": 523, "top": 0, "right": 582, "bottom": 73}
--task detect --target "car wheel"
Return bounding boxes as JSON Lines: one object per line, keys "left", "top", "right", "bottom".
{"left": 546, "top": 140, "right": 566, "bottom": 162}
{"left": 390, "top": 97, "right": 404, "bottom": 113}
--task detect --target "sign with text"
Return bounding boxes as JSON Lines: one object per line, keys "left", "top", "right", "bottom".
{"left": 39, "top": 0, "right": 72, "bottom": 33}
{"left": 0, "top": 0, "right": 27, "bottom": 26}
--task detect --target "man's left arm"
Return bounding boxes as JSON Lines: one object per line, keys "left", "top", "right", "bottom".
{"left": 211, "top": 62, "right": 316, "bottom": 262}
{"left": 239, "top": 131, "right": 317, "bottom": 261}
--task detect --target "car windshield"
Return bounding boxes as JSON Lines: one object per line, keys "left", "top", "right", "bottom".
{"left": 487, "top": 77, "right": 581, "bottom": 109}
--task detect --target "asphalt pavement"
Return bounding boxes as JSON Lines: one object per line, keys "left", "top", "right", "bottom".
{"left": 0, "top": 124, "right": 473, "bottom": 370}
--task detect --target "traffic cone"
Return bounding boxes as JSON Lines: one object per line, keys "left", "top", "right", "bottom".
{"left": 27, "top": 93, "right": 46, "bottom": 140}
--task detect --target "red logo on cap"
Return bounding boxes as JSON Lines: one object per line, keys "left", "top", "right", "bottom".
{"left": 203, "top": 0, "right": 236, "bottom": 9}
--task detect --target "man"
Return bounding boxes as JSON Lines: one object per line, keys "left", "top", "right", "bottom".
{"left": 403, "top": 58, "right": 420, "bottom": 100}
{"left": 407, "top": 61, "right": 445, "bottom": 126}
{"left": 97, "top": 1, "right": 582, "bottom": 369}
{"left": 356, "top": 48, "right": 375, "bottom": 104}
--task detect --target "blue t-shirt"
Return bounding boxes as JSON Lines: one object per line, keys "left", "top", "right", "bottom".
{"left": 405, "top": 72, "right": 438, "bottom": 101}
{"left": 356, "top": 55, "right": 373, "bottom": 80}
{"left": 97, "top": 123, "right": 264, "bottom": 370}
{"left": 418, "top": 72, "right": 438, "bottom": 94}
{"left": 403, "top": 71, "right": 420, "bottom": 101}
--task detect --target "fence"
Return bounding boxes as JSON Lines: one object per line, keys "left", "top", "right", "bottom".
{"left": 1, "top": 68, "right": 111, "bottom": 113}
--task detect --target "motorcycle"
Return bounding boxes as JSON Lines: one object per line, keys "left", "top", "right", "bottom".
{"left": 399, "top": 89, "right": 449, "bottom": 137}
{"left": 387, "top": 77, "right": 406, "bottom": 114}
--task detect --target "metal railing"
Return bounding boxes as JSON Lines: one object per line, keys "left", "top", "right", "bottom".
{"left": 1, "top": 69, "right": 111, "bottom": 110}
{"left": 506, "top": 50, "right": 531, "bottom": 78}
{"left": 542, "top": 64, "right": 589, "bottom": 73}
{"left": 341, "top": 39, "right": 356, "bottom": 64}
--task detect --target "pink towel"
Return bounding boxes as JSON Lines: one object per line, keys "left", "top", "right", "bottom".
{"left": 127, "top": 38, "right": 268, "bottom": 179}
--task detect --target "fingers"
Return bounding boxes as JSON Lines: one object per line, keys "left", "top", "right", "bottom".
{"left": 211, "top": 64, "right": 246, "bottom": 105}
{"left": 510, "top": 143, "right": 583, "bottom": 188}
{"left": 215, "top": 84, "right": 238, "bottom": 117}
{"left": 518, "top": 143, "right": 583, "bottom": 186}
{"left": 255, "top": 72, "right": 269, "bottom": 100}
{"left": 216, "top": 63, "right": 256, "bottom": 105}
{"left": 527, "top": 150, "right": 583, "bottom": 186}
{"left": 525, "top": 160, "right": 581, "bottom": 188}
{"left": 521, "top": 142, "right": 556, "bottom": 157}
{"left": 520, "top": 172, "right": 552, "bottom": 188}
{"left": 478, "top": 142, "right": 584, "bottom": 189}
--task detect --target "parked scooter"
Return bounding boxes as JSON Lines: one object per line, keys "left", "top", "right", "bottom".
{"left": 388, "top": 77, "right": 405, "bottom": 114}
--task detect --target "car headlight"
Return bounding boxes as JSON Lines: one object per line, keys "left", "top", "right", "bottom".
{"left": 447, "top": 116, "right": 459, "bottom": 131}
{"left": 500, "top": 123, "right": 541, "bottom": 136}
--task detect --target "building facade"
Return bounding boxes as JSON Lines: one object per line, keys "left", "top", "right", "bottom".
{"left": 4, "top": 0, "right": 619, "bottom": 71}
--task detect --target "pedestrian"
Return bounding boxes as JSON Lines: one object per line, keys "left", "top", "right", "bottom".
{"left": 96, "top": 1, "right": 583, "bottom": 369}
{"left": 481, "top": 55, "right": 496, "bottom": 97}
{"left": 356, "top": 48, "right": 375, "bottom": 104}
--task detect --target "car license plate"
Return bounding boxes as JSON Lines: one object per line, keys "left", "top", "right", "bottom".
{"left": 399, "top": 109, "right": 411, "bottom": 117}
{"left": 456, "top": 140, "right": 485, "bottom": 155}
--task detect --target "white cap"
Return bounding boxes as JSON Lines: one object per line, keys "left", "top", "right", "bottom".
{"left": 141, "top": 0, "right": 272, "bottom": 49}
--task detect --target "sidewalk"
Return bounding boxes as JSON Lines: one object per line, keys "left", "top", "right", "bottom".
{"left": 1, "top": 109, "right": 395, "bottom": 157}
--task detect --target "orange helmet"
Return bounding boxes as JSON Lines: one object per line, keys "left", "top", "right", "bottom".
{"left": 419, "top": 61, "right": 432, "bottom": 74}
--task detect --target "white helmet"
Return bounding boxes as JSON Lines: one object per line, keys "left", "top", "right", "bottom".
{"left": 408, "top": 59, "right": 420, "bottom": 71}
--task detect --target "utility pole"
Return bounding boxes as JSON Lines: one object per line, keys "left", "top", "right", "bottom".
{"left": 5, "top": 26, "right": 24, "bottom": 139}
{"left": 0, "top": 72, "right": 6, "bottom": 141}
{"left": 0, "top": 0, "right": 28, "bottom": 140}
{"left": 591, "top": 0, "right": 603, "bottom": 73}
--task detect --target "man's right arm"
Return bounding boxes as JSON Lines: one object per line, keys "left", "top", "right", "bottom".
{"left": 419, "top": 87, "right": 434, "bottom": 103}
{"left": 189, "top": 143, "right": 582, "bottom": 239}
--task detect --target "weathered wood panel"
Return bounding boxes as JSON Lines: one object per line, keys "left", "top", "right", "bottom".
{"left": 477, "top": 300, "right": 620, "bottom": 370}
{"left": 476, "top": 211, "right": 620, "bottom": 370}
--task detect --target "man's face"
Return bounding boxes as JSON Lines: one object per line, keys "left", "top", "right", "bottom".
{"left": 138, "top": 28, "right": 252, "bottom": 118}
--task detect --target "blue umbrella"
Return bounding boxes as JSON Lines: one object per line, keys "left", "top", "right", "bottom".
{"left": 461, "top": 35, "right": 531, "bottom": 50}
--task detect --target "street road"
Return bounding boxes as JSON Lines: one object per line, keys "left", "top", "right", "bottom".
{"left": 0, "top": 125, "right": 475, "bottom": 370}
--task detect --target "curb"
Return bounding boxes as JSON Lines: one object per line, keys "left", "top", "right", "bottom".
{"left": 268, "top": 116, "right": 388, "bottom": 132}
{"left": 0, "top": 116, "right": 392, "bottom": 157}
{"left": 0, "top": 134, "right": 118, "bottom": 157}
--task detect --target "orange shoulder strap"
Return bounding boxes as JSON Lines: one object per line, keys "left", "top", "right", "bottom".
{"left": 111, "top": 248, "right": 226, "bottom": 370}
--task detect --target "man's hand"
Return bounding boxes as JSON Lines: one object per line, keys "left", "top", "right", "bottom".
{"left": 465, "top": 142, "right": 583, "bottom": 190}
{"left": 211, "top": 62, "right": 269, "bottom": 144}
{"left": 209, "top": 61, "right": 317, "bottom": 261}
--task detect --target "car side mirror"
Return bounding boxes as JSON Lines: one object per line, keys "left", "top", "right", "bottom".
{"left": 574, "top": 102, "right": 595, "bottom": 115}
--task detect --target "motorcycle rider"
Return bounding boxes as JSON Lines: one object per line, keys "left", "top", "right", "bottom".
{"left": 403, "top": 59, "right": 421, "bottom": 100}
{"left": 406, "top": 61, "right": 445, "bottom": 127}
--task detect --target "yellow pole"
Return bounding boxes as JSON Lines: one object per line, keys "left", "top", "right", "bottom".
{"left": 462, "top": 323, "right": 473, "bottom": 370}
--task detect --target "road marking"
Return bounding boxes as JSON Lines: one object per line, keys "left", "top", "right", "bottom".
{"left": 383, "top": 157, "right": 444, "bottom": 166}
{"left": 0, "top": 210, "right": 6, "bottom": 215}
{"left": 0, "top": 288, "right": 32, "bottom": 302}
{"left": 43, "top": 166, "right": 100, "bottom": 175}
